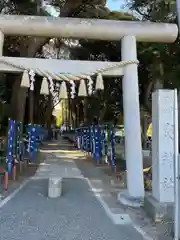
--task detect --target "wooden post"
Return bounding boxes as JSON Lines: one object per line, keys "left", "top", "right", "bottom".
{"left": 12, "top": 164, "right": 16, "bottom": 180}
{"left": 4, "top": 172, "right": 8, "bottom": 190}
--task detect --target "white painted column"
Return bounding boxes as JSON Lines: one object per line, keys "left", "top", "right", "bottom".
{"left": 152, "top": 90, "right": 175, "bottom": 203}
{"left": 121, "top": 36, "right": 144, "bottom": 199}
{"left": 0, "top": 31, "right": 4, "bottom": 56}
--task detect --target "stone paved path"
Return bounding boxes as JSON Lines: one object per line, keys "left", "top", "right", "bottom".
{"left": 0, "top": 138, "right": 145, "bottom": 240}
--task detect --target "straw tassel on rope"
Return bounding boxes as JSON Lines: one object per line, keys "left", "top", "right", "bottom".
{"left": 78, "top": 79, "right": 87, "bottom": 97}
{"left": 95, "top": 73, "right": 104, "bottom": 90}
{"left": 87, "top": 76, "right": 93, "bottom": 95}
{"left": 29, "top": 70, "right": 35, "bottom": 91}
{"left": 70, "top": 80, "right": 76, "bottom": 99}
{"left": 20, "top": 70, "right": 30, "bottom": 88}
{"left": 59, "top": 81, "right": 68, "bottom": 99}
{"left": 40, "top": 77, "right": 49, "bottom": 95}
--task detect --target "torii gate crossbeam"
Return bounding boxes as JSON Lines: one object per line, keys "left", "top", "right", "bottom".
{"left": 0, "top": 15, "right": 177, "bottom": 42}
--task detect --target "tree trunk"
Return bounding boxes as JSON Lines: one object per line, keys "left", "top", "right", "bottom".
{"left": 34, "top": 76, "right": 42, "bottom": 123}
{"left": 83, "top": 98, "right": 88, "bottom": 124}
{"left": 76, "top": 103, "right": 80, "bottom": 127}
{"left": 10, "top": 1, "right": 83, "bottom": 123}
{"left": 46, "top": 95, "right": 53, "bottom": 128}
{"left": 144, "top": 81, "right": 153, "bottom": 111}
{"left": 98, "top": 101, "right": 107, "bottom": 123}
{"left": 10, "top": 38, "right": 48, "bottom": 122}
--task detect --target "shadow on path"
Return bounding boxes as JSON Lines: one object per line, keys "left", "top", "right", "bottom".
{"left": 0, "top": 138, "right": 145, "bottom": 240}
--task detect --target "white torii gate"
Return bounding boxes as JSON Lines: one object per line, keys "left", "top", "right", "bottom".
{"left": 0, "top": 15, "right": 178, "bottom": 202}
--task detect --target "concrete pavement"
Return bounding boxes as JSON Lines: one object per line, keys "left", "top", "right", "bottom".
{"left": 0, "top": 138, "right": 152, "bottom": 240}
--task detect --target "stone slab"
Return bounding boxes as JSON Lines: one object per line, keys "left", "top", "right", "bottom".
{"left": 144, "top": 194, "right": 173, "bottom": 223}
{"left": 117, "top": 190, "right": 144, "bottom": 208}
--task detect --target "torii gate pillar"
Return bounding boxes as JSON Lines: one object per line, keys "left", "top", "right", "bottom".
{"left": 119, "top": 36, "right": 144, "bottom": 204}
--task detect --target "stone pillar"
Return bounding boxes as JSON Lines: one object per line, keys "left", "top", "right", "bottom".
{"left": 120, "top": 36, "right": 144, "bottom": 200}
{"left": 152, "top": 89, "right": 175, "bottom": 203}
{"left": 48, "top": 177, "right": 62, "bottom": 198}
{"left": 144, "top": 89, "right": 175, "bottom": 222}
{"left": 0, "top": 31, "right": 4, "bottom": 56}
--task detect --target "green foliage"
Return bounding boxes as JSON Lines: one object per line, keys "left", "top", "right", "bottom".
{"left": 1, "top": 0, "right": 179, "bottom": 124}
{"left": 127, "top": 0, "right": 180, "bottom": 111}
